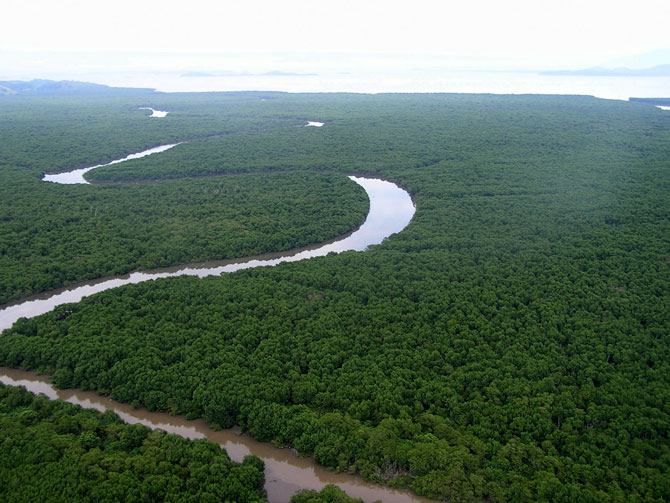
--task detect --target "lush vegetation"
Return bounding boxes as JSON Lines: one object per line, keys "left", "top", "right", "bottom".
{"left": 2, "top": 92, "right": 670, "bottom": 502}
{"left": 0, "top": 382, "right": 267, "bottom": 502}
{"left": 0, "top": 170, "right": 366, "bottom": 304}
{"left": 629, "top": 97, "right": 670, "bottom": 106}
{"left": 0, "top": 95, "right": 367, "bottom": 303}
{"left": 290, "top": 485, "right": 367, "bottom": 503}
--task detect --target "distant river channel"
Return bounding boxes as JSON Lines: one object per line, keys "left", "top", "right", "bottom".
{"left": 0, "top": 142, "right": 421, "bottom": 502}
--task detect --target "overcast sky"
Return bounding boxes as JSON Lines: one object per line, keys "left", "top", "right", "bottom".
{"left": 2, "top": 0, "right": 669, "bottom": 68}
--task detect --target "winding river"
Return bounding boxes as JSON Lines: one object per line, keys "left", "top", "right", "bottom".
{"left": 0, "top": 136, "right": 422, "bottom": 502}
{"left": 2, "top": 171, "right": 414, "bottom": 331}
{"left": 42, "top": 143, "right": 180, "bottom": 184}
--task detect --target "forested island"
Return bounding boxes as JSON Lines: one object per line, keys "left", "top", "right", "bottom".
{"left": 1, "top": 90, "right": 669, "bottom": 502}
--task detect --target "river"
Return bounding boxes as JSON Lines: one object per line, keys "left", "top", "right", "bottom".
{"left": 0, "top": 174, "right": 414, "bottom": 331}
{"left": 139, "top": 107, "right": 169, "bottom": 117}
{"left": 42, "top": 143, "right": 180, "bottom": 184}
{"left": 1, "top": 141, "right": 422, "bottom": 502}
{"left": 0, "top": 367, "right": 431, "bottom": 503}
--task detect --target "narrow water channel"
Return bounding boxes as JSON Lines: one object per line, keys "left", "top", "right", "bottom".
{"left": 139, "top": 107, "right": 169, "bottom": 117}
{"left": 1, "top": 142, "right": 421, "bottom": 502}
{"left": 42, "top": 143, "right": 180, "bottom": 184}
{"left": 0, "top": 176, "right": 414, "bottom": 331}
{"left": 0, "top": 368, "right": 431, "bottom": 503}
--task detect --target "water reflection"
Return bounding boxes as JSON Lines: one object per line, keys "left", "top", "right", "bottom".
{"left": 0, "top": 368, "right": 431, "bottom": 503}
{"left": 42, "top": 143, "right": 180, "bottom": 184}
{"left": 139, "top": 107, "right": 169, "bottom": 117}
{"left": 1, "top": 176, "right": 414, "bottom": 330}
{"left": 3, "top": 122, "right": 420, "bottom": 502}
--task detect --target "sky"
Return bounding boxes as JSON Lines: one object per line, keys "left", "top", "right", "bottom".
{"left": 2, "top": 0, "right": 669, "bottom": 69}
{"left": 1, "top": 0, "right": 670, "bottom": 97}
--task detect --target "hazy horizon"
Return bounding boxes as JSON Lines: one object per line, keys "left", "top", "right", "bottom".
{"left": 2, "top": 47, "right": 670, "bottom": 80}
{"left": 2, "top": 0, "right": 669, "bottom": 96}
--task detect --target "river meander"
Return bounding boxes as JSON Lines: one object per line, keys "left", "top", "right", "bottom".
{"left": 0, "top": 175, "right": 414, "bottom": 331}
{"left": 42, "top": 143, "right": 180, "bottom": 184}
{"left": 1, "top": 139, "right": 419, "bottom": 501}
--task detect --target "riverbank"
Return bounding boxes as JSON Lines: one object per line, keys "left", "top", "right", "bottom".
{"left": 0, "top": 367, "right": 431, "bottom": 503}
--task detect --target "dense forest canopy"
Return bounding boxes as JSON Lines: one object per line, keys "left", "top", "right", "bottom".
{"left": 0, "top": 382, "right": 267, "bottom": 502}
{"left": 290, "top": 485, "right": 367, "bottom": 503}
{"left": 1, "top": 91, "right": 669, "bottom": 502}
{"left": 0, "top": 95, "right": 368, "bottom": 303}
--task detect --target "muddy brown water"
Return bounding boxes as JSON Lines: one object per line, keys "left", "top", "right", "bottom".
{"left": 0, "top": 367, "right": 432, "bottom": 503}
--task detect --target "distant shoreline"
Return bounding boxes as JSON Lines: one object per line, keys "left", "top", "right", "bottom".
{"left": 2, "top": 75, "right": 669, "bottom": 101}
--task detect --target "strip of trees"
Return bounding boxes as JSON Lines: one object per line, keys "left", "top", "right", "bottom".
{"left": 0, "top": 383, "right": 267, "bottom": 502}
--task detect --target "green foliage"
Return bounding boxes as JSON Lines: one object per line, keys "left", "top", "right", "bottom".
{"left": 0, "top": 168, "right": 367, "bottom": 304}
{"left": 290, "top": 484, "right": 367, "bottom": 503}
{"left": 2, "top": 92, "right": 670, "bottom": 502}
{"left": 0, "top": 382, "right": 267, "bottom": 502}
{"left": 0, "top": 93, "right": 368, "bottom": 303}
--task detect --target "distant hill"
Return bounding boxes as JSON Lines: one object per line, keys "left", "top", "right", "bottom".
{"left": 541, "top": 64, "right": 670, "bottom": 77}
{"left": 0, "top": 85, "right": 18, "bottom": 95}
{"left": 629, "top": 97, "right": 670, "bottom": 106}
{"left": 0, "top": 79, "right": 155, "bottom": 96}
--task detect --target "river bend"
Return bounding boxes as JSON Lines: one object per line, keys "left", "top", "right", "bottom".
{"left": 1, "top": 141, "right": 420, "bottom": 502}
{"left": 1, "top": 172, "right": 414, "bottom": 331}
